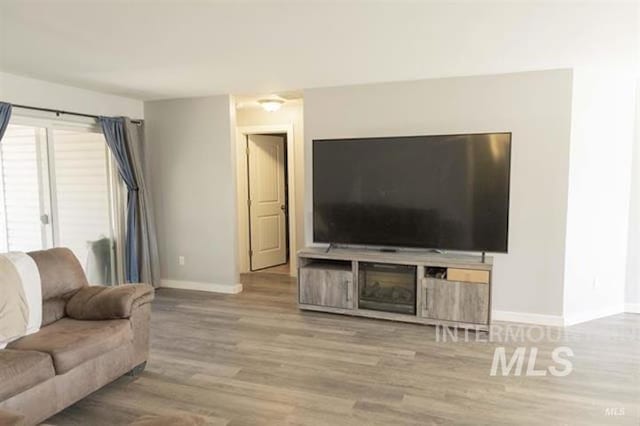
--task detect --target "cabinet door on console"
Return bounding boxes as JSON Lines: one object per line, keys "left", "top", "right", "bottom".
{"left": 299, "top": 268, "right": 354, "bottom": 309}
{"left": 422, "top": 278, "right": 489, "bottom": 325}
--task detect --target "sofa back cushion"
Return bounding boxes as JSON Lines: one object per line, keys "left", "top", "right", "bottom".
{"left": 27, "top": 248, "right": 88, "bottom": 302}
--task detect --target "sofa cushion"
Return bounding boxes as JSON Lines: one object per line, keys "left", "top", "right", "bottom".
{"left": 28, "top": 248, "right": 88, "bottom": 301}
{"left": 7, "top": 318, "right": 133, "bottom": 374}
{"left": 0, "top": 349, "right": 55, "bottom": 401}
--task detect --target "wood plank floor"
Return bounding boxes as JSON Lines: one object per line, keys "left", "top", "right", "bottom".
{"left": 250, "top": 262, "right": 290, "bottom": 276}
{"left": 48, "top": 273, "right": 640, "bottom": 425}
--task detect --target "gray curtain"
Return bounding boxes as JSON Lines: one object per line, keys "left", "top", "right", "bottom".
{"left": 126, "top": 120, "right": 160, "bottom": 287}
{"left": 99, "top": 117, "right": 159, "bottom": 287}
{"left": 0, "top": 102, "right": 12, "bottom": 141}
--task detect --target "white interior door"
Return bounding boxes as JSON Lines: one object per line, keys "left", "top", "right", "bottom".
{"left": 248, "top": 134, "right": 287, "bottom": 270}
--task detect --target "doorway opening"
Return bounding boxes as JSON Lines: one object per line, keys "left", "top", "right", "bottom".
{"left": 247, "top": 133, "right": 289, "bottom": 273}
{"left": 235, "top": 123, "right": 297, "bottom": 278}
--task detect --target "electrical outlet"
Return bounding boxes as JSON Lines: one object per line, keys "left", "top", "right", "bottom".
{"left": 178, "top": 256, "right": 185, "bottom": 266}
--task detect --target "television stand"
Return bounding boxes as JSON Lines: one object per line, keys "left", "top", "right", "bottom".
{"left": 297, "top": 247, "right": 492, "bottom": 331}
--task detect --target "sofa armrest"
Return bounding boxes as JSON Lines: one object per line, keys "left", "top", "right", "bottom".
{"left": 0, "top": 409, "right": 25, "bottom": 426}
{"left": 66, "top": 284, "right": 154, "bottom": 320}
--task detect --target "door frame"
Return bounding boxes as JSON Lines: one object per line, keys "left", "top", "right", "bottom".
{"left": 236, "top": 125, "right": 297, "bottom": 276}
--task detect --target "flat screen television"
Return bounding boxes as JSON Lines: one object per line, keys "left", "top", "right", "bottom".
{"left": 313, "top": 133, "right": 511, "bottom": 252}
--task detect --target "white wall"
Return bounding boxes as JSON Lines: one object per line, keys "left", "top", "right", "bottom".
{"left": 144, "top": 96, "right": 240, "bottom": 293}
{"left": 0, "top": 72, "right": 143, "bottom": 119}
{"left": 304, "top": 70, "right": 574, "bottom": 319}
{"left": 563, "top": 69, "right": 637, "bottom": 323}
{"left": 626, "top": 82, "right": 640, "bottom": 313}
{"left": 236, "top": 102, "right": 305, "bottom": 274}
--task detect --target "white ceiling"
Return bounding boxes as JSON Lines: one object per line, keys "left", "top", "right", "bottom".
{"left": 0, "top": 1, "right": 637, "bottom": 101}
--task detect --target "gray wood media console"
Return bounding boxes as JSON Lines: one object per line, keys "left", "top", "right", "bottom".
{"left": 297, "top": 247, "right": 492, "bottom": 331}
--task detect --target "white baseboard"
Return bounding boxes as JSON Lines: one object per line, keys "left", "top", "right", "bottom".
{"left": 625, "top": 303, "right": 640, "bottom": 314}
{"left": 493, "top": 305, "right": 627, "bottom": 327}
{"left": 492, "top": 310, "right": 564, "bottom": 326}
{"left": 563, "top": 305, "right": 625, "bottom": 326}
{"left": 160, "top": 279, "right": 243, "bottom": 294}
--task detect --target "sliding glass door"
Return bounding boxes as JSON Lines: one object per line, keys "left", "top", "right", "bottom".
{"left": 0, "top": 122, "right": 118, "bottom": 284}
{"left": 50, "top": 128, "right": 116, "bottom": 284}
{"left": 0, "top": 124, "right": 51, "bottom": 252}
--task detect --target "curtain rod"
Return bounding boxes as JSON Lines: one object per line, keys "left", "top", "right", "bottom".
{"left": 12, "top": 104, "right": 143, "bottom": 125}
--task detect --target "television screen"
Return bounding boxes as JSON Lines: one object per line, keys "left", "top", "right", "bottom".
{"left": 313, "top": 133, "right": 511, "bottom": 252}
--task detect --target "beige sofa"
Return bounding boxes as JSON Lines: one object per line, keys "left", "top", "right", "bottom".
{"left": 0, "top": 248, "right": 154, "bottom": 425}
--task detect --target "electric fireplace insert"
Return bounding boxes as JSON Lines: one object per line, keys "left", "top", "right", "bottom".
{"left": 358, "top": 262, "right": 416, "bottom": 314}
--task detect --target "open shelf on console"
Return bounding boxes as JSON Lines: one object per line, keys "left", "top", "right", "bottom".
{"left": 425, "top": 266, "right": 447, "bottom": 279}
{"left": 301, "top": 259, "right": 352, "bottom": 271}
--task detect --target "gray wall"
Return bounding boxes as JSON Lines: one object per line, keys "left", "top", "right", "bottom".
{"left": 145, "top": 96, "right": 238, "bottom": 288}
{"left": 304, "top": 70, "right": 574, "bottom": 317}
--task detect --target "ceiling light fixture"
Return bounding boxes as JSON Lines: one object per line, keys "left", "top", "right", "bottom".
{"left": 258, "top": 99, "right": 285, "bottom": 112}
